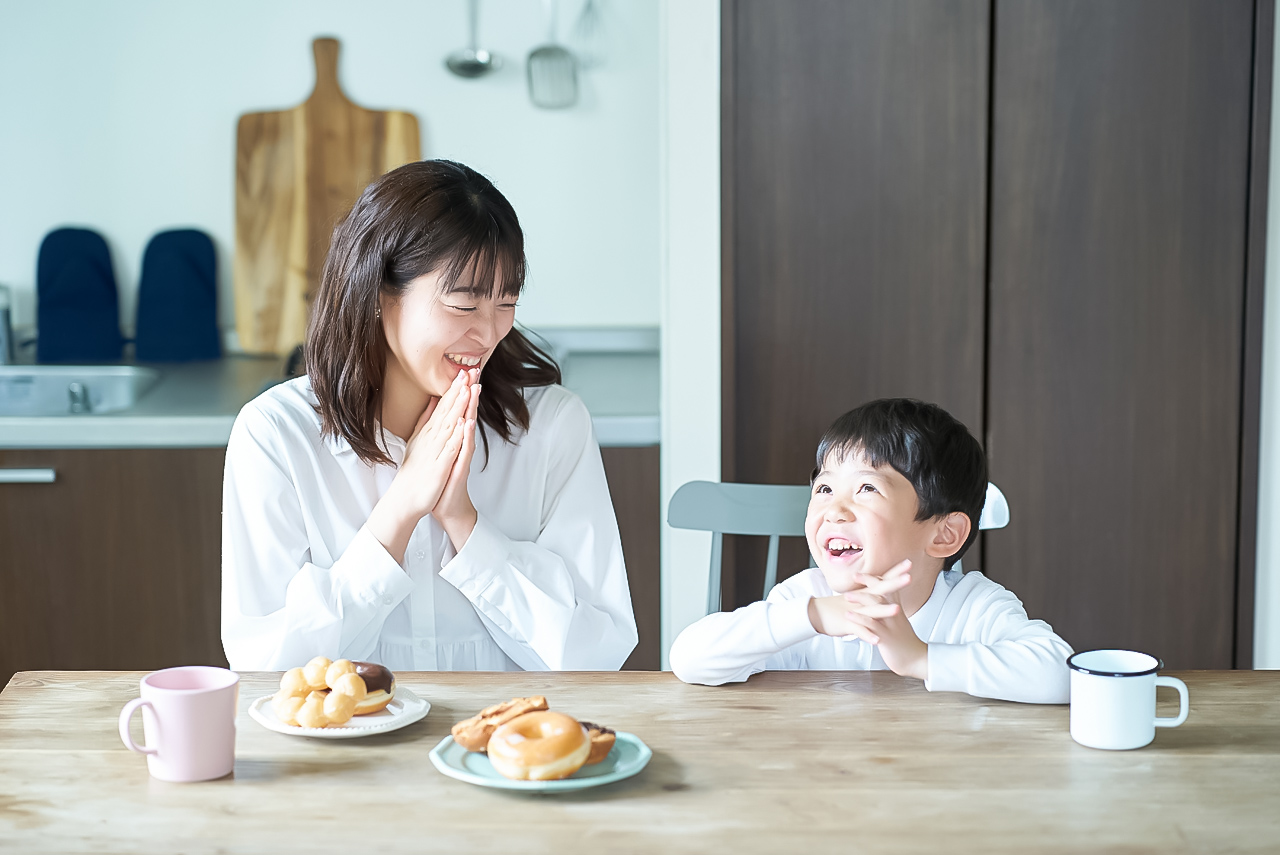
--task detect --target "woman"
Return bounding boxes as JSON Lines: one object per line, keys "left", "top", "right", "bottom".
{"left": 221, "top": 160, "right": 638, "bottom": 671}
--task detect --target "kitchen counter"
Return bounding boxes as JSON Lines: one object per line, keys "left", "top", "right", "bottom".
{"left": 0, "top": 348, "right": 659, "bottom": 449}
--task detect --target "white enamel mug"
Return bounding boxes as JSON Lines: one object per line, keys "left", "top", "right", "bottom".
{"left": 1067, "top": 650, "right": 1189, "bottom": 750}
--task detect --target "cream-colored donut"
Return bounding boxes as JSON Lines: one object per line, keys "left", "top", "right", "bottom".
{"left": 296, "top": 691, "right": 329, "bottom": 728}
{"left": 487, "top": 712, "right": 590, "bottom": 781}
{"left": 323, "top": 690, "right": 357, "bottom": 725}
{"left": 303, "top": 657, "right": 332, "bottom": 691}
{"left": 279, "top": 667, "right": 309, "bottom": 697}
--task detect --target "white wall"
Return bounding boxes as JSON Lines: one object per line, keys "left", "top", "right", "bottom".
{"left": 1254, "top": 17, "right": 1280, "bottom": 669}
{"left": 0, "top": 0, "right": 659, "bottom": 337}
{"left": 658, "top": 0, "right": 719, "bottom": 666}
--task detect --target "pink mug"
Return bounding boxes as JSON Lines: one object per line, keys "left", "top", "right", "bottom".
{"left": 118, "top": 666, "right": 240, "bottom": 782}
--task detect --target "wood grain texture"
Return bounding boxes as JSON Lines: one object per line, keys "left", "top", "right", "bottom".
{"left": 602, "top": 446, "right": 661, "bottom": 671}
{"left": 985, "top": 1, "right": 1256, "bottom": 668}
{"left": 234, "top": 38, "right": 421, "bottom": 355}
{"left": 0, "top": 449, "right": 228, "bottom": 689}
{"left": 723, "top": 0, "right": 990, "bottom": 607}
{"left": 2, "top": 670, "right": 1278, "bottom": 853}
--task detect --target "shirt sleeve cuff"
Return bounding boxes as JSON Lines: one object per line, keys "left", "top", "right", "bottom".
{"left": 924, "top": 643, "right": 969, "bottom": 693}
{"left": 336, "top": 526, "right": 415, "bottom": 607}
{"left": 439, "top": 512, "right": 509, "bottom": 598}
{"left": 767, "top": 596, "right": 820, "bottom": 649}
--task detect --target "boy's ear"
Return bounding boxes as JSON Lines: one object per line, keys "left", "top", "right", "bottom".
{"left": 925, "top": 512, "right": 972, "bottom": 560}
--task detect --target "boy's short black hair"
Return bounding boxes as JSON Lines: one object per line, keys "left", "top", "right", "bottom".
{"left": 812, "top": 398, "right": 988, "bottom": 571}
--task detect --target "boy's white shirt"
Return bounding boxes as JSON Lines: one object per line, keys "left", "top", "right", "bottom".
{"left": 669, "top": 567, "right": 1072, "bottom": 704}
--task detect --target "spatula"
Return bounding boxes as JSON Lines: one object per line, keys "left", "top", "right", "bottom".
{"left": 527, "top": 0, "right": 577, "bottom": 109}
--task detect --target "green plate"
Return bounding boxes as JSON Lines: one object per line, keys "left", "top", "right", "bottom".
{"left": 429, "top": 732, "right": 652, "bottom": 792}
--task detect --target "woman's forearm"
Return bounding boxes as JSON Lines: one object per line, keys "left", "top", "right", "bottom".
{"left": 365, "top": 482, "right": 423, "bottom": 565}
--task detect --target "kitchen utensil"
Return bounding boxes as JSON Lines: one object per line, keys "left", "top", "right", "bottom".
{"left": 36, "top": 227, "right": 123, "bottom": 363}
{"left": 234, "top": 38, "right": 421, "bottom": 356}
{"left": 0, "top": 284, "right": 12, "bottom": 364}
{"left": 136, "top": 229, "right": 221, "bottom": 362}
{"left": 118, "top": 666, "right": 239, "bottom": 782}
{"left": 527, "top": 0, "right": 577, "bottom": 109}
{"left": 446, "top": 0, "right": 501, "bottom": 78}
{"left": 570, "top": 0, "right": 604, "bottom": 68}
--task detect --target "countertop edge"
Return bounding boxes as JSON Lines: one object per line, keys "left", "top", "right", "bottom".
{"left": 0, "top": 414, "right": 660, "bottom": 449}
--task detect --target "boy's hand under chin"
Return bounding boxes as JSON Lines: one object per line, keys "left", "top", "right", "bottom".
{"left": 807, "top": 559, "right": 929, "bottom": 681}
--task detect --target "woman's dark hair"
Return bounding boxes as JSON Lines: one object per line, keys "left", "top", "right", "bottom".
{"left": 812, "top": 398, "right": 988, "bottom": 571}
{"left": 306, "top": 159, "right": 560, "bottom": 466}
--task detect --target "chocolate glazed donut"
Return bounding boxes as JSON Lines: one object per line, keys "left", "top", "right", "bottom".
{"left": 351, "top": 662, "right": 395, "bottom": 714}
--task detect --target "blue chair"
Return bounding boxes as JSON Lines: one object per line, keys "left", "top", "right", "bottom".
{"left": 135, "top": 229, "right": 221, "bottom": 362}
{"left": 668, "top": 481, "right": 1010, "bottom": 615}
{"left": 36, "top": 227, "right": 123, "bottom": 363}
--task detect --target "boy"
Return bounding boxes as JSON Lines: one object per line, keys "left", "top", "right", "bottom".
{"left": 669, "top": 398, "right": 1071, "bottom": 703}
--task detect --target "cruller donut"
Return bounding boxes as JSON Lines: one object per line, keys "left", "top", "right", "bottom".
{"left": 451, "top": 696, "right": 549, "bottom": 752}
{"left": 486, "top": 711, "right": 591, "bottom": 781}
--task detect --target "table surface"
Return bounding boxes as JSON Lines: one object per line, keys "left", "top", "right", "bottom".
{"left": 1, "top": 670, "right": 1277, "bottom": 853}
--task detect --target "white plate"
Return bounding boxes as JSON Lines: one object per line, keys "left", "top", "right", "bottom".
{"left": 248, "top": 687, "right": 430, "bottom": 739}
{"left": 429, "top": 732, "right": 652, "bottom": 792}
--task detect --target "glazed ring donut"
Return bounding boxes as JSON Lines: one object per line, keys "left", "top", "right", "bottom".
{"left": 451, "top": 695, "right": 549, "bottom": 752}
{"left": 487, "top": 711, "right": 590, "bottom": 781}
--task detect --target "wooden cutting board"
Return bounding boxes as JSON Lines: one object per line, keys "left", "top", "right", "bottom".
{"left": 234, "top": 37, "right": 420, "bottom": 356}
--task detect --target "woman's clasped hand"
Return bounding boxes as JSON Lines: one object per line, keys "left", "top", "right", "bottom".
{"left": 368, "top": 368, "right": 482, "bottom": 562}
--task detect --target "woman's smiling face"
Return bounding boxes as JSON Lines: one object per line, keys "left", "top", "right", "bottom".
{"left": 380, "top": 266, "right": 518, "bottom": 398}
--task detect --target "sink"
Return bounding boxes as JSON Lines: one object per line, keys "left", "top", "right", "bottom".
{"left": 0, "top": 366, "right": 160, "bottom": 416}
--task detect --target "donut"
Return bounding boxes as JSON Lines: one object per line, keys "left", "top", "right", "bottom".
{"left": 486, "top": 711, "right": 590, "bottom": 781}
{"left": 303, "top": 656, "right": 331, "bottom": 691}
{"left": 579, "top": 721, "right": 617, "bottom": 765}
{"left": 325, "top": 659, "right": 357, "bottom": 687}
{"left": 295, "top": 691, "right": 329, "bottom": 728}
{"left": 272, "top": 659, "right": 395, "bottom": 728}
{"left": 351, "top": 661, "right": 395, "bottom": 715}
{"left": 279, "top": 667, "right": 310, "bottom": 697}
{"left": 323, "top": 689, "right": 358, "bottom": 724}
{"left": 451, "top": 696, "right": 549, "bottom": 752}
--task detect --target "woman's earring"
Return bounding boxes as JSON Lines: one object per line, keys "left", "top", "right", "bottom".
{"left": 375, "top": 305, "right": 381, "bottom": 320}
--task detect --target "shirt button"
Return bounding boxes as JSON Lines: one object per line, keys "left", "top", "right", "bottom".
{"left": 382, "top": 596, "right": 393, "bottom": 606}
{"left": 419, "top": 640, "right": 431, "bottom": 649}
{"left": 415, "top": 550, "right": 426, "bottom": 560}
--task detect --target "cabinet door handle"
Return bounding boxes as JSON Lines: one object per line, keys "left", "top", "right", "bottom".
{"left": 0, "top": 468, "right": 56, "bottom": 484}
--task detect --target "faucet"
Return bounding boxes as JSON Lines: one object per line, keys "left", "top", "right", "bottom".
{"left": 0, "top": 284, "right": 12, "bottom": 365}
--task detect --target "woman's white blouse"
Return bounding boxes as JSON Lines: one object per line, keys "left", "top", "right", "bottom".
{"left": 221, "top": 377, "right": 638, "bottom": 672}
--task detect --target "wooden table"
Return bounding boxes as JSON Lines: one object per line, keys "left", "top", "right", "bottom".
{"left": 1, "top": 670, "right": 1277, "bottom": 853}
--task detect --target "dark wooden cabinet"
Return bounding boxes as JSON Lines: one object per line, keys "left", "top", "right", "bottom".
{"left": 0, "top": 443, "right": 661, "bottom": 686}
{"left": 723, "top": 0, "right": 1271, "bottom": 667}
{"left": 723, "top": 0, "right": 991, "bottom": 604}
{"left": 0, "top": 448, "right": 228, "bottom": 688}
{"left": 985, "top": 1, "right": 1263, "bottom": 668}
{"left": 602, "top": 446, "right": 661, "bottom": 671}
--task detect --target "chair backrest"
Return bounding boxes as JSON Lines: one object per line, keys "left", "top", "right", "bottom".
{"left": 668, "top": 481, "right": 810, "bottom": 614}
{"left": 668, "top": 480, "right": 1011, "bottom": 615}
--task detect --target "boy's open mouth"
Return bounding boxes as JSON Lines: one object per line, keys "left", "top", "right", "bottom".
{"left": 825, "top": 537, "right": 862, "bottom": 559}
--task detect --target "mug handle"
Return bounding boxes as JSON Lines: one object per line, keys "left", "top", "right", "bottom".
{"left": 119, "top": 698, "right": 158, "bottom": 755}
{"left": 1153, "top": 676, "right": 1189, "bottom": 728}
